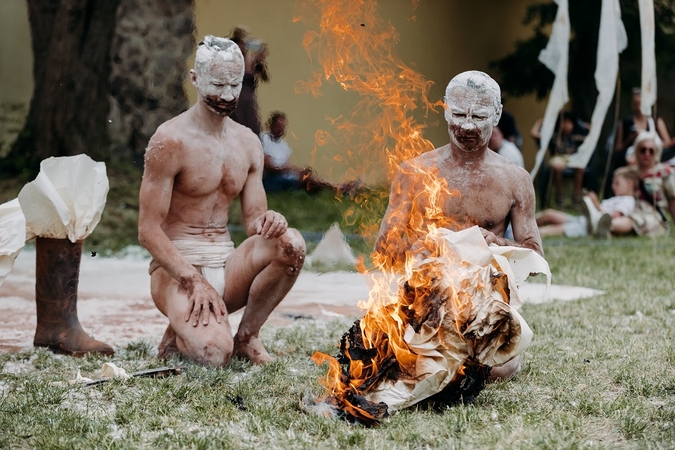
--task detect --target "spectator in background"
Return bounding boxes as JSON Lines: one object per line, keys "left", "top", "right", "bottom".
{"left": 498, "top": 109, "right": 523, "bottom": 148}
{"left": 607, "top": 88, "right": 673, "bottom": 197}
{"left": 229, "top": 26, "right": 269, "bottom": 135}
{"left": 531, "top": 111, "right": 589, "bottom": 208}
{"left": 536, "top": 166, "right": 639, "bottom": 239}
{"left": 616, "top": 88, "right": 672, "bottom": 163}
{"left": 489, "top": 124, "right": 524, "bottom": 168}
{"left": 611, "top": 131, "right": 675, "bottom": 237}
{"left": 261, "top": 111, "right": 339, "bottom": 194}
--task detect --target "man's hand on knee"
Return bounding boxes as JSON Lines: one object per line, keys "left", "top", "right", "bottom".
{"left": 255, "top": 210, "right": 288, "bottom": 240}
{"left": 182, "top": 276, "right": 226, "bottom": 327}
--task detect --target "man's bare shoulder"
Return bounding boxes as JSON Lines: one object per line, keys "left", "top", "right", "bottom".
{"left": 227, "top": 119, "right": 263, "bottom": 149}
{"left": 147, "top": 112, "right": 192, "bottom": 153}
{"left": 401, "top": 146, "right": 448, "bottom": 171}
{"left": 488, "top": 151, "right": 528, "bottom": 175}
{"left": 486, "top": 151, "right": 533, "bottom": 192}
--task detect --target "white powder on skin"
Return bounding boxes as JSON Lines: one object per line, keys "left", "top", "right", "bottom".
{"left": 442, "top": 71, "right": 503, "bottom": 154}
{"left": 192, "top": 36, "right": 245, "bottom": 115}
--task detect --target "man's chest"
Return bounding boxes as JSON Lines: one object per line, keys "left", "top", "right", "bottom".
{"left": 176, "top": 146, "right": 251, "bottom": 197}
{"left": 412, "top": 173, "right": 513, "bottom": 228}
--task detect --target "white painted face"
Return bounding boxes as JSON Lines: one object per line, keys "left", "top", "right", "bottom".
{"left": 192, "top": 53, "right": 245, "bottom": 116}
{"left": 446, "top": 86, "right": 498, "bottom": 153}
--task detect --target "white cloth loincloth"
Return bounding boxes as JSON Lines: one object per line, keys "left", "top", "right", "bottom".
{"left": 149, "top": 239, "right": 235, "bottom": 298}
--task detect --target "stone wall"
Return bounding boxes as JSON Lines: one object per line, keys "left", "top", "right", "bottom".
{"left": 108, "top": 0, "right": 195, "bottom": 167}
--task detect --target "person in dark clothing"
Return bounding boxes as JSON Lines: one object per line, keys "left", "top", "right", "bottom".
{"left": 228, "top": 26, "right": 270, "bottom": 135}
{"left": 531, "top": 111, "right": 589, "bottom": 208}
{"left": 605, "top": 87, "right": 673, "bottom": 197}
{"left": 497, "top": 109, "right": 523, "bottom": 149}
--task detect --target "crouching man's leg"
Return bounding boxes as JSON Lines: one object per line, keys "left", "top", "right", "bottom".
{"left": 151, "top": 268, "right": 234, "bottom": 367}
{"left": 225, "top": 228, "right": 306, "bottom": 364}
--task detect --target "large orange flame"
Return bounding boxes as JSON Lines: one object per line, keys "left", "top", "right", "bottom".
{"left": 294, "top": 0, "right": 440, "bottom": 178}
{"left": 294, "top": 0, "right": 444, "bottom": 241}
{"left": 296, "top": 1, "right": 489, "bottom": 424}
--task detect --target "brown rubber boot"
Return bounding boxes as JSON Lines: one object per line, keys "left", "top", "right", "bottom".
{"left": 33, "top": 237, "right": 114, "bottom": 357}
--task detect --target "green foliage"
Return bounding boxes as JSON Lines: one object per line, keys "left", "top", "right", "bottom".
{"left": 491, "top": 0, "right": 675, "bottom": 119}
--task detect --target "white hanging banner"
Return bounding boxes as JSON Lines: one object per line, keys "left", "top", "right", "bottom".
{"left": 638, "top": 0, "right": 656, "bottom": 116}
{"left": 530, "top": 0, "right": 570, "bottom": 180}
{"left": 568, "top": 0, "right": 627, "bottom": 169}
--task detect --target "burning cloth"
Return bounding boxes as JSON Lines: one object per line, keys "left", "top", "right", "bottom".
{"left": 312, "top": 226, "right": 550, "bottom": 424}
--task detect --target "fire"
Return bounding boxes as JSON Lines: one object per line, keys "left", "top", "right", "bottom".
{"left": 294, "top": 0, "right": 443, "bottom": 240}
{"left": 295, "top": 1, "right": 534, "bottom": 425}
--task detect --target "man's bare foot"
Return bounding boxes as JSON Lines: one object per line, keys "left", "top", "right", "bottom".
{"left": 488, "top": 356, "right": 521, "bottom": 382}
{"left": 158, "top": 325, "right": 179, "bottom": 359}
{"left": 233, "top": 335, "right": 275, "bottom": 364}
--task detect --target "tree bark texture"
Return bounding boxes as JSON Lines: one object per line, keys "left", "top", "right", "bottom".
{"left": 108, "top": 0, "right": 194, "bottom": 168}
{"left": 5, "top": 0, "right": 121, "bottom": 176}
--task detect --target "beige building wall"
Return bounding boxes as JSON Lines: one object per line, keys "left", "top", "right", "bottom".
{"left": 0, "top": 0, "right": 546, "bottom": 173}
{"left": 0, "top": 0, "right": 32, "bottom": 105}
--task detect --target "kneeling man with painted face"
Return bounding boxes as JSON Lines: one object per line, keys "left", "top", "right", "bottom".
{"left": 139, "top": 36, "right": 306, "bottom": 366}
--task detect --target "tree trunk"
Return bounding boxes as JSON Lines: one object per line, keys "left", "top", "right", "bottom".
{"left": 4, "top": 0, "right": 121, "bottom": 177}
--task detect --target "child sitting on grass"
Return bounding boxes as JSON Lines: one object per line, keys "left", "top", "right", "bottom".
{"left": 536, "top": 166, "right": 640, "bottom": 239}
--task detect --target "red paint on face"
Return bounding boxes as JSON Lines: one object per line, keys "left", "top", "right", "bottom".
{"left": 194, "top": 55, "right": 244, "bottom": 117}
{"left": 446, "top": 87, "right": 497, "bottom": 153}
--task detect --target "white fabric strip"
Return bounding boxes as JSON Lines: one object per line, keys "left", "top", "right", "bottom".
{"left": 568, "top": 0, "right": 627, "bottom": 169}
{"left": 171, "top": 239, "right": 234, "bottom": 299}
{"left": 638, "top": 0, "right": 656, "bottom": 116}
{"left": 171, "top": 239, "right": 235, "bottom": 268}
{"left": 530, "top": 0, "right": 570, "bottom": 179}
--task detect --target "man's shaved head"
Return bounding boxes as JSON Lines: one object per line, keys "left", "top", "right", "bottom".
{"left": 444, "top": 71, "right": 502, "bottom": 124}
{"left": 194, "top": 35, "right": 244, "bottom": 75}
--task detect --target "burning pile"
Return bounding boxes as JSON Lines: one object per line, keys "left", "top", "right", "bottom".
{"left": 312, "top": 226, "right": 549, "bottom": 425}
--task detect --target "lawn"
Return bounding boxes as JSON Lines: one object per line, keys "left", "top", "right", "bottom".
{"left": 1, "top": 169, "right": 675, "bottom": 449}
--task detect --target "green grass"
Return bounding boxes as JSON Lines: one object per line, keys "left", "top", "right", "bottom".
{"left": 2, "top": 236, "right": 675, "bottom": 449}
{"left": 2, "top": 167, "right": 675, "bottom": 448}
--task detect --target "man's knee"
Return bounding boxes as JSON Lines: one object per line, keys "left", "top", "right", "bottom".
{"left": 180, "top": 329, "right": 234, "bottom": 367}
{"left": 275, "top": 228, "right": 306, "bottom": 275}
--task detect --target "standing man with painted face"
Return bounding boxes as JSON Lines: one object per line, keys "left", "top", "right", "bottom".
{"left": 374, "top": 71, "right": 543, "bottom": 379}
{"left": 139, "top": 36, "right": 306, "bottom": 367}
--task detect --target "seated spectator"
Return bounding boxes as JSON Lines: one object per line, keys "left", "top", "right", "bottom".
{"left": 616, "top": 88, "right": 672, "bottom": 163}
{"left": 531, "top": 111, "right": 589, "bottom": 208}
{"left": 489, "top": 125, "right": 524, "bottom": 168}
{"left": 610, "top": 131, "right": 675, "bottom": 237}
{"left": 606, "top": 87, "right": 673, "bottom": 196}
{"left": 260, "top": 111, "right": 338, "bottom": 194}
{"left": 536, "top": 166, "right": 640, "bottom": 239}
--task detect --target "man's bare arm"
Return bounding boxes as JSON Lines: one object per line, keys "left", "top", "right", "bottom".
{"left": 240, "top": 137, "right": 287, "bottom": 239}
{"left": 138, "top": 133, "right": 226, "bottom": 325}
{"left": 506, "top": 169, "right": 544, "bottom": 257}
